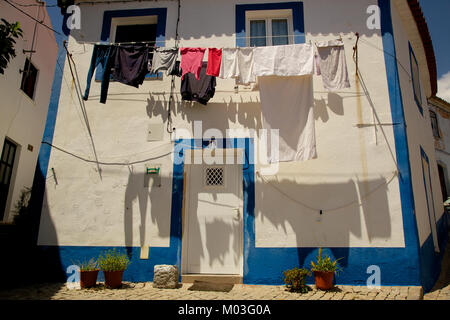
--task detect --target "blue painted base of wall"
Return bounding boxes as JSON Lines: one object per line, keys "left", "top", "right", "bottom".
{"left": 246, "top": 247, "right": 421, "bottom": 286}
{"left": 57, "top": 246, "right": 179, "bottom": 282}
{"left": 43, "top": 243, "right": 429, "bottom": 287}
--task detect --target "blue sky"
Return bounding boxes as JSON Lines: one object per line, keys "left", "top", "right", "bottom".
{"left": 44, "top": 0, "right": 449, "bottom": 100}
{"left": 419, "top": 0, "right": 450, "bottom": 101}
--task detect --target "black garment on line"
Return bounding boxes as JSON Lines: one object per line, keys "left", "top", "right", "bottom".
{"left": 112, "top": 44, "right": 150, "bottom": 88}
{"left": 181, "top": 63, "right": 216, "bottom": 105}
{"left": 169, "top": 60, "right": 182, "bottom": 77}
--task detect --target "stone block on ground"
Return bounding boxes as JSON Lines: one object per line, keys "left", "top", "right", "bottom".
{"left": 153, "top": 265, "right": 179, "bottom": 289}
{"left": 408, "top": 286, "right": 424, "bottom": 300}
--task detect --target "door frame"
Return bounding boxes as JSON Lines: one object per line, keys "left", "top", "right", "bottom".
{"left": 181, "top": 148, "right": 244, "bottom": 275}
{"left": 0, "top": 138, "right": 19, "bottom": 222}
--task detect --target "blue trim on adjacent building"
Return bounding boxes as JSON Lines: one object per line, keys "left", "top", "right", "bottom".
{"left": 409, "top": 42, "right": 424, "bottom": 115}
{"left": 235, "top": 2, "right": 305, "bottom": 47}
{"left": 94, "top": 8, "right": 167, "bottom": 81}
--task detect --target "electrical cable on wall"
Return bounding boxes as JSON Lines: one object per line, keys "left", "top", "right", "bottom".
{"left": 256, "top": 170, "right": 398, "bottom": 214}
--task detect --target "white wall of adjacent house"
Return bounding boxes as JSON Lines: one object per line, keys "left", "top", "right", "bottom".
{"left": 39, "top": 0, "right": 422, "bottom": 250}
{"left": 0, "top": 1, "right": 58, "bottom": 222}
{"left": 429, "top": 102, "right": 450, "bottom": 201}
{"left": 391, "top": 2, "right": 445, "bottom": 248}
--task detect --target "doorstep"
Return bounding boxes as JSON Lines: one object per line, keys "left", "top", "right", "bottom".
{"left": 181, "top": 274, "right": 243, "bottom": 284}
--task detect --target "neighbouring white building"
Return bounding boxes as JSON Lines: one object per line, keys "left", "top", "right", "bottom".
{"left": 428, "top": 96, "right": 450, "bottom": 205}
{"left": 35, "top": 0, "right": 448, "bottom": 292}
{"left": 0, "top": 0, "right": 58, "bottom": 223}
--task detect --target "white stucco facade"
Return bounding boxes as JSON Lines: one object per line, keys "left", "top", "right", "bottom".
{"left": 39, "top": 0, "right": 409, "bottom": 248}
{"left": 34, "top": 0, "right": 446, "bottom": 288}
{"left": 0, "top": 1, "right": 58, "bottom": 222}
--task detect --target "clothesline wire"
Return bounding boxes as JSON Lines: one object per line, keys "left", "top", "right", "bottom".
{"left": 75, "top": 35, "right": 310, "bottom": 46}
{"left": 357, "top": 37, "right": 412, "bottom": 81}
{"left": 6, "top": 0, "right": 58, "bottom": 7}
{"left": 76, "top": 0, "right": 177, "bottom": 5}
{"left": 41, "top": 141, "right": 174, "bottom": 166}
{"left": 3, "top": 0, "right": 63, "bottom": 35}
{"left": 54, "top": 48, "right": 100, "bottom": 148}
{"left": 63, "top": 40, "right": 103, "bottom": 178}
{"left": 352, "top": 38, "right": 401, "bottom": 177}
{"left": 256, "top": 170, "right": 398, "bottom": 214}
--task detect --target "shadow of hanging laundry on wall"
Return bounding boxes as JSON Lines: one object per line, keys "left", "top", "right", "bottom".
{"left": 254, "top": 173, "right": 393, "bottom": 274}
{"left": 124, "top": 166, "right": 171, "bottom": 259}
{"left": 327, "top": 92, "right": 345, "bottom": 116}
{"left": 205, "top": 218, "right": 238, "bottom": 268}
{"left": 314, "top": 92, "right": 350, "bottom": 122}
{"left": 357, "top": 176, "right": 392, "bottom": 241}
{"left": 146, "top": 95, "right": 169, "bottom": 122}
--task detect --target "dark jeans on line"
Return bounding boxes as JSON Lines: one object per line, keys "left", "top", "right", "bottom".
{"left": 83, "top": 44, "right": 116, "bottom": 104}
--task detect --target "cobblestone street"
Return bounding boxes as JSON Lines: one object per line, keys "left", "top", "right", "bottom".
{"left": 0, "top": 282, "right": 429, "bottom": 301}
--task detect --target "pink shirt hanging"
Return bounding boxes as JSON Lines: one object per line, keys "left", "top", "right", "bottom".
{"left": 180, "top": 47, "right": 206, "bottom": 80}
{"left": 206, "top": 48, "right": 222, "bottom": 77}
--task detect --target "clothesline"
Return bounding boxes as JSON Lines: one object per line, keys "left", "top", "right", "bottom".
{"left": 74, "top": 36, "right": 344, "bottom": 47}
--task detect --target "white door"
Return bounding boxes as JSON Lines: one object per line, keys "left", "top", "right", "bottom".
{"left": 183, "top": 150, "right": 243, "bottom": 274}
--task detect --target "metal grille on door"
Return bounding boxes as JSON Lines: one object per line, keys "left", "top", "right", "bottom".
{"left": 205, "top": 167, "right": 224, "bottom": 187}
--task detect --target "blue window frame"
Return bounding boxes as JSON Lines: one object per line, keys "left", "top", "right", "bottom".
{"left": 409, "top": 42, "right": 423, "bottom": 115}
{"left": 235, "top": 2, "right": 305, "bottom": 47}
{"left": 95, "top": 8, "right": 167, "bottom": 81}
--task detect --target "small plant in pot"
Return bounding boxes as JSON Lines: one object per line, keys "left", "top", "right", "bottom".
{"left": 77, "top": 258, "right": 100, "bottom": 289}
{"left": 282, "top": 267, "right": 311, "bottom": 293}
{"left": 98, "top": 248, "right": 130, "bottom": 289}
{"left": 310, "top": 248, "right": 342, "bottom": 290}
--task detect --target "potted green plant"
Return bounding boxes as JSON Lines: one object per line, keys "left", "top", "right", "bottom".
{"left": 77, "top": 258, "right": 100, "bottom": 288}
{"left": 98, "top": 248, "right": 130, "bottom": 289}
{"left": 310, "top": 248, "right": 342, "bottom": 290}
{"left": 282, "top": 267, "right": 311, "bottom": 293}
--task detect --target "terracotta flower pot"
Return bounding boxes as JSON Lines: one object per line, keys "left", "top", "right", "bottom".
{"left": 313, "top": 271, "right": 334, "bottom": 290}
{"left": 103, "top": 270, "right": 124, "bottom": 289}
{"left": 80, "top": 270, "right": 99, "bottom": 288}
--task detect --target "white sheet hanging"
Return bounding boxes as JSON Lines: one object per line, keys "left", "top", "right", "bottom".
{"left": 258, "top": 75, "right": 317, "bottom": 163}
{"left": 253, "top": 43, "right": 314, "bottom": 77}
{"left": 315, "top": 40, "right": 350, "bottom": 91}
{"left": 219, "top": 47, "right": 256, "bottom": 85}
